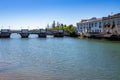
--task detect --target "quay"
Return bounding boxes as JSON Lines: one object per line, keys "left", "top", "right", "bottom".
{"left": 104, "top": 34, "right": 120, "bottom": 41}
{"left": 79, "top": 32, "right": 120, "bottom": 41}
{"left": 85, "top": 32, "right": 104, "bottom": 39}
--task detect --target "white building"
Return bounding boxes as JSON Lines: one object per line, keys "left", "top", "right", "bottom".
{"left": 77, "top": 13, "right": 120, "bottom": 37}
{"left": 77, "top": 17, "right": 103, "bottom": 35}
{"left": 103, "top": 13, "right": 120, "bottom": 35}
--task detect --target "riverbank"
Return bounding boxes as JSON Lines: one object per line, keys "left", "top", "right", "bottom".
{"left": 77, "top": 33, "right": 120, "bottom": 41}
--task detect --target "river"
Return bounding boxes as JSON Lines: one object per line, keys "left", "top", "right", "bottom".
{"left": 0, "top": 34, "right": 120, "bottom": 80}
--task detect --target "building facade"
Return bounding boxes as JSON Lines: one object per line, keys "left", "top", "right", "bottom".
{"left": 77, "top": 17, "right": 103, "bottom": 35}
{"left": 103, "top": 13, "right": 120, "bottom": 35}
{"left": 77, "top": 13, "right": 120, "bottom": 36}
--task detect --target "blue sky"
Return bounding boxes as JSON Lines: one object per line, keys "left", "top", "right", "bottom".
{"left": 0, "top": 0, "right": 119, "bottom": 29}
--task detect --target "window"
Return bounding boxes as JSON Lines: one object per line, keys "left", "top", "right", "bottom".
{"left": 99, "top": 22, "right": 102, "bottom": 28}
{"left": 117, "top": 20, "right": 120, "bottom": 25}
{"left": 89, "top": 23, "right": 90, "bottom": 27}
{"left": 92, "top": 23, "right": 94, "bottom": 27}
{"left": 95, "top": 22, "right": 97, "bottom": 27}
{"left": 89, "top": 26, "right": 91, "bottom": 29}
{"left": 99, "top": 22, "right": 101, "bottom": 25}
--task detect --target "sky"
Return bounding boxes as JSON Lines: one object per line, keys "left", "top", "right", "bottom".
{"left": 0, "top": 0, "right": 119, "bottom": 29}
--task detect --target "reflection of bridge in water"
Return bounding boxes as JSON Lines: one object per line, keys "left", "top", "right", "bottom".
{"left": 0, "top": 29, "right": 65, "bottom": 38}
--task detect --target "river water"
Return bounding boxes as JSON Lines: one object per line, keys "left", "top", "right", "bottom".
{"left": 0, "top": 34, "right": 120, "bottom": 80}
